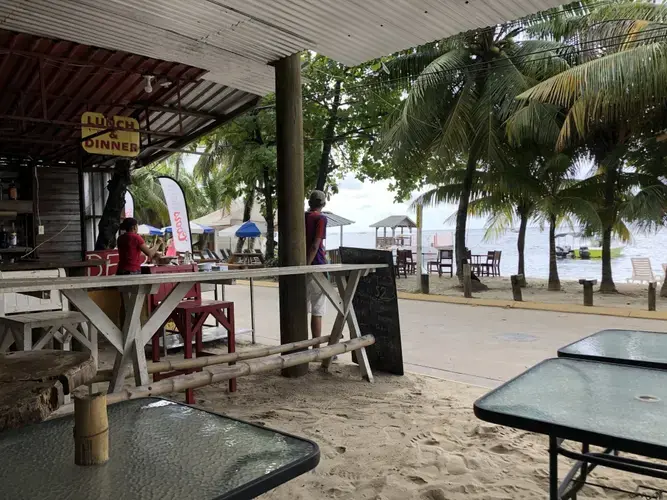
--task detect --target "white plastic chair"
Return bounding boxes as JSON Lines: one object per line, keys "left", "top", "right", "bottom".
{"left": 627, "top": 258, "right": 658, "bottom": 284}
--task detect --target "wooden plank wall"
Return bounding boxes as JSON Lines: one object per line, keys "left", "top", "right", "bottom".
{"left": 35, "top": 167, "right": 82, "bottom": 261}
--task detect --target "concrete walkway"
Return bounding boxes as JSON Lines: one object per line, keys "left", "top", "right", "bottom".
{"left": 219, "top": 283, "right": 667, "bottom": 388}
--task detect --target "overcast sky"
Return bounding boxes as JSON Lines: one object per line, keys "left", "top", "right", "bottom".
{"left": 183, "top": 153, "right": 486, "bottom": 231}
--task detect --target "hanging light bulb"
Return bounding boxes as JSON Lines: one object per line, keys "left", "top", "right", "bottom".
{"left": 144, "top": 75, "right": 154, "bottom": 93}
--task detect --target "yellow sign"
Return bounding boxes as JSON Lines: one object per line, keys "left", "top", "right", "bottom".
{"left": 82, "top": 112, "right": 140, "bottom": 157}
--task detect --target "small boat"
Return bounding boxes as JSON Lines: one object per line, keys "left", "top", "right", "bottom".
{"left": 573, "top": 246, "right": 623, "bottom": 259}
{"left": 555, "top": 232, "right": 624, "bottom": 260}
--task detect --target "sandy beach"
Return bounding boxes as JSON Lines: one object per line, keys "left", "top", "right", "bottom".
{"left": 190, "top": 362, "right": 663, "bottom": 499}
{"left": 396, "top": 275, "right": 662, "bottom": 310}
{"left": 76, "top": 286, "right": 667, "bottom": 499}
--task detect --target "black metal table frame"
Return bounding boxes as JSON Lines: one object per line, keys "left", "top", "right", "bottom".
{"left": 474, "top": 360, "right": 667, "bottom": 500}
{"left": 548, "top": 438, "right": 667, "bottom": 499}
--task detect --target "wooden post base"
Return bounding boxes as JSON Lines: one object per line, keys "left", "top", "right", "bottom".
{"left": 649, "top": 282, "right": 657, "bottom": 311}
{"left": 579, "top": 279, "right": 597, "bottom": 307}
{"left": 462, "top": 263, "right": 472, "bottom": 298}
{"left": 420, "top": 274, "right": 429, "bottom": 294}
{"left": 74, "top": 392, "right": 109, "bottom": 466}
{"left": 511, "top": 275, "right": 523, "bottom": 302}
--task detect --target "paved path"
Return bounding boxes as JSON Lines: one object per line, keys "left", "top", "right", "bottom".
{"left": 217, "top": 283, "right": 667, "bottom": 388}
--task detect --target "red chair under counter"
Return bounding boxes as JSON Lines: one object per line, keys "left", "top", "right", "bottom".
{"left": 145, "top": 265, "right": 236, "bottom": 404}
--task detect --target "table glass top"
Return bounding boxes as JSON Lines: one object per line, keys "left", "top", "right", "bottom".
{"left": 0, "top": 398, "right": 318, "bottom": 500}
{"left": 559, "top": 329, "right": 667, "bottom": 368}
{"left": 475, "top": 358, "right": 667, "bottom": 450}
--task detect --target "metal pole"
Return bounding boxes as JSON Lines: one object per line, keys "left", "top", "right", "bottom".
{"left": 250, "top": 278, "right": 256, "bottom": 344}
{"left": 339, "top": 227, "right": 343, "bottom": 248}
{"left": 549, "top": 435, "right": 559, "bottom": 500}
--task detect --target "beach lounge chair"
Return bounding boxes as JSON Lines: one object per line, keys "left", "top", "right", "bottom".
{"left": 627, "top": 258, "right": 658, "bottom": 284}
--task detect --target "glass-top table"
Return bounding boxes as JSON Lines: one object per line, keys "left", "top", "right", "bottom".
{"left": 558, "top": 329, "right": 667, "bottom": 369}
{"left": 0, "top": 397, "right": 320, "bottom": 500}
{"left": 474, "top": 358, "right": 667, "bottom": 499}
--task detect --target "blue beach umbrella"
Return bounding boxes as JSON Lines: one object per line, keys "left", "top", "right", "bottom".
{"left": 235, "top": 221, "right": 262, "bottom": 238}
{"left": 137, "top": 224, "right": 163, "bottom": 236}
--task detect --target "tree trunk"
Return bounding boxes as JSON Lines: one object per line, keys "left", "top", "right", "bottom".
{"left": 516, "top": 209, "right": 529, "bottom": 287}
{"left": 94, "top": 160, "right": 131, "bottom": 250}
{"left": 455, "top": 154, "right": 477, "bottom": 279}
{"left": 235, "top": 189, "right": 255, "bottom": 253}
{"left": 548, "top": 214, "right": 561, "bottom": 291}
{"left": 315, "top": 78, "right": 342, "bottom": 191}
{"left": 262, "top": 165, "right": 276, "bottom": 260}
{"left": 600, "top": 164, "right": 618, "bottom": 293}
{"left": 600, "top": 226, "right": 616, "bottom": 293}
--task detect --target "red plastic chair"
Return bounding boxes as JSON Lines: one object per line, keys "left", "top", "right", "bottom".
{"left": 145, "top": 265, "right": 236, "bottom": 404}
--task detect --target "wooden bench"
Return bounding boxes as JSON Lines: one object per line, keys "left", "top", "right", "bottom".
{"left": 0, "top": 269, "right": 96, "bottom": 366}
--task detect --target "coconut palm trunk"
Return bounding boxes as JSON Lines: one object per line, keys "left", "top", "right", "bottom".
{"left": 455, "top": 154, "right": 477, "bottom": 279}
{"left": 600, "top": 164, "right": 618, "bottom": 293}
{"left": 516, "top": 208, "right": 529, "bottom": 287}
{"left": 600, "top": 226, "right": 615, "bottom": 293}
{"left": 548, "top": 214, "right": 561, "bottom": 291}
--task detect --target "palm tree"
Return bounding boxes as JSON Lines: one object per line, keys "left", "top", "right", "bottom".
{"left": 194, "top": 112, "right": 277, "bottom": 259}
{"left": 518, "top": 0, "right": 667, "bottom": 291}
{"left": 381, "top": 23, "right": 574, "bottom": 279}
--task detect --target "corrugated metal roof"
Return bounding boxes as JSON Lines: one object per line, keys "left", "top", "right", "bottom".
{"left": 0, "top": 30, "right": 260, "bottom": 167}
{"left": 370, "top": 216, "right": 416, "bottom": 229}
{"left": 322, "top": 212, "right": 354, "bottom": 228}
{"left": 0, "top": 0, "right": 566, "bottom": 95}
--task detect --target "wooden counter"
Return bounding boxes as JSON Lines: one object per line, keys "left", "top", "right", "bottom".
{"left": 0, "top": 259, "right": 108, "bottom": 276}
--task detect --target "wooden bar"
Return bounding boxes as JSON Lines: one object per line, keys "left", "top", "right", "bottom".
{"left": 106, "top": 336, "right": 375, "bottom": 405}
{"left": 93, "top": 335, "right": 333, "bottom": 382}
{"left": 0, "top": 264, "right": 386, "bottom": 294}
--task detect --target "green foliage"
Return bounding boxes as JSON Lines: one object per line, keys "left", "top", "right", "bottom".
{"left": 129, "top": 161, "right": 228, "bottom": 227}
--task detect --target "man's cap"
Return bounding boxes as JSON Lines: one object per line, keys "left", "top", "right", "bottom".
{"left": 309, "top": 190, "right": 326, "bottom": 206}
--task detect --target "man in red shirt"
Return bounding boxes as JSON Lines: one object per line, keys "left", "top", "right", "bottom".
{"left": 117, "top": 218, "right": 161, "bottom": 275}
{"left": 305, "top": 190, "right": 328, "bottom": 338}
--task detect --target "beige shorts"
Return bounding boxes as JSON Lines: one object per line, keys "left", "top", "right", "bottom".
{"left": 307, "top": 276, "right": 327, "bottom": 316}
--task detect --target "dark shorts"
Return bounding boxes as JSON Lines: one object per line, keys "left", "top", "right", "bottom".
{"left": 117, "top": 269, "right": 141, "bottom": 276}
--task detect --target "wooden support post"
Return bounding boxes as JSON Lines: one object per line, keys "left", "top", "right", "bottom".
{"left": 462, "top": 262, "right": 472, "bottom": 298}
{"left": 511, "top": 275, "right": 523, "bottom": 302}
{"left": 649, "top": 282, "right": 657, "bottom": 311}
{"left": 420, "top": 274, "right": 429, "bottom": 294}
{"left": 275, "top": 53, "right": 308, "bottom": 378}
{"left": 579, "top": 279, "right": 597, "bottom": 307}
{"left": 74, "top": 392, "right": 109, "bottom": 466}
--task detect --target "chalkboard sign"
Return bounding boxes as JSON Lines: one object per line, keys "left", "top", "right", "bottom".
{"left": 339, "top": 247, "right": 404, "bottom": 375}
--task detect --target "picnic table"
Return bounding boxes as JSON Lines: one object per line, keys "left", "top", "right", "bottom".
{"left": 0, "top": 397, "right": 320, "bottom": 499}
{"left": 474, "top": 357, "right": 667, "bottom": 499}
{"left": 0, "top": 264, "right": 384, "bottom": 394}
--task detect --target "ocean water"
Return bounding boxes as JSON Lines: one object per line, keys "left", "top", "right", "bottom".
{"left": 326, "top": 227, "right": 666, "bottom": 282}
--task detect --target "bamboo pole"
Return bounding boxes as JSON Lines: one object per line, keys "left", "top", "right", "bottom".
{"left": 92, "top": 335, "right": 332, "bottom": 383}
{"left": 106, "top": 336, "right": 374, "bottom": 405}
{"left": 74, "top": 392, "right": 109, "bottom": 466}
